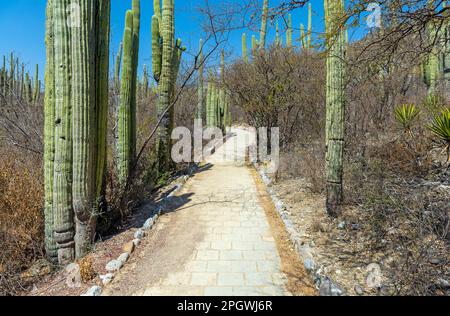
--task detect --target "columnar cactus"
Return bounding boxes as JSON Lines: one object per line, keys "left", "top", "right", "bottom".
{"left": 118, "top": 10, "right": 134, "bottom": 185}
{"left": 242, "top": 33, "right": 248, "bottom": 63}
{"left": 286, "top": 14, "right": 293, "bottom": 47}
{"left": 43, "top": 0, "right": 57, "bottom": 262}
{"left": 196, "top": 39, "right": 204, "bottom": 120}
{"left": 422, "top": 0, "right": 440, "bottom": 97}
{"left": 275, "top": 21, "right": 281, "bottom": 46}
{"left": 325, "top": 0, "right": 347, "bottom": 217}
{"left": 45, "top": 0, "right": 111, "bottom": 263}
{"left": 130, "top": 0, "right": 140, "bottom": 161}
{"left": 142, "top": 64, "right": 149, "bottom": 98}
{"left": 52, "top": 0, "right": 75, "bottom": 263}
{"left": 301, "top": 4, "right": 313, "bottom": 50}
{"left": 152, "top": 0, "right": 186, "bottom": 173}
{"left": 206, "top": 76, "right": 214, "bottom": 127}
{"left": 259, "top": 0, "right": 269, "bottom": 50}
{"left": 34, "top": 64, "right": 40, "bottom": 103}
{"left": 114, "top": 42, "right": 123, "bottom": 92}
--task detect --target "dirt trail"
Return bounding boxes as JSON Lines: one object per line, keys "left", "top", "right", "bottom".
{"left": 103, "top": 127, "right": 313, "bottom": 296}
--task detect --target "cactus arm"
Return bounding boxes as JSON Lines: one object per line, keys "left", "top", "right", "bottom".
{"left": 152, "top": 15, "right": 162, "bottom": 82}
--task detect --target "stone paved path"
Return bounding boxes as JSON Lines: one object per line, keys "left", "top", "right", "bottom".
{"left": 104, "top": 127, "right": 289, "bottom": 296}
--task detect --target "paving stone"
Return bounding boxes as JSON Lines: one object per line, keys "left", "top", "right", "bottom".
{"left": 220, "top": 250, "right": 243, "bottom": 261}
{"left": 196, "top": 250, "right": 219, "bottom": 261}
{"left": 218, "top": 273, "right": 245, "bottom": 286}
{"left": 207, "top": 261, "right": 232, "bottom": 273}
{"left": 190, "top": 273, "right": 217, "bottom": 286}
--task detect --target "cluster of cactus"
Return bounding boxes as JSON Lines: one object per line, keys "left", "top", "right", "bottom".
{"left": 152, "top": 0, "right": 186, "bottom": 173}
{"left": 205, "top": 51, "right": 231, "bottom": 130}
{"left": 0, "top": 53, "right": 40, "bottom": 104}
{"left": 117, "top": 0, "right": 141, "bottom": 185}
{"left": 422, "top": 0, "right": 450, "bottom": 97}
{"left": 44, "top": 0, "right": 110, "bottom": 264}
{"left": 241, "top": 1, "right": 314, "bottom": 60}
{"left": 324, "top": 0, "right": 347, "bottom": 217}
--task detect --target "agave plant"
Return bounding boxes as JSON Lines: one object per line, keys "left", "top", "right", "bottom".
{"left": 427, "top": 109, "right": 450, "bottom": 162}
{"left": 394, "top": 104, "right": 421, "bottom": 133}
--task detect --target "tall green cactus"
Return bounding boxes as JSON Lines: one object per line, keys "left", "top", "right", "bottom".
{"left": 196, "top": 39, "right": 204, "bottom": 120}
{"left": 206, "top": 75, "right": 214, "bottom": 127}
{"left": 286, "top": 14, "right": 293, "bottom": 47}
{"left": 43, "top": 0, "right": 57, "bottom": 262}
{"left": 45, "top": 0, "right": 111, "bottom": 263}
{"left": 52, "top": 0, "right": 75, "bottom": 264}
{"left": 143, "top": 64, "right": 149, "bottom": 97}
{"left": 130, "top": 0, "right": 140, "bottom": 161}
{"left": 114, "top": 42, "right": 123, "bottom": 91}
{"left": 34, "top": 64, "right": 40, "bottom": 103}
{"left": 118, "top": 10, "right": 134, "bottom": 185}
{"left": 307, "top": 3, "right": 312, "bottom": 48}
{"left": 152, "top": 0, "right": 185, "bottom": 173}
{"left": 259, "top": 0, "right": 269, "bottom": 50}
{"left": 422, "top": 0, "right": 440, "bottom": 97}
{"left": 275, "top": 21, "right": 281, "bottom": 46}
{"left": 242, "top": 33, "right": 248, "bottom": 63}
{"left": 325, "top": 0, "right": 347, "bottom": 217}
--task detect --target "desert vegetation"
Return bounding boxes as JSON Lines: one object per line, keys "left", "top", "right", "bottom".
{"left": 0, "top": 0, "right": 449, "bottom": 296}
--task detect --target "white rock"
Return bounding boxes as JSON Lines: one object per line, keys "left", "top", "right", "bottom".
{"left": 105, "top": 259, "right": 123, "bottom": 272}
{"left": 132, "top": 239, "right": 141, "bottom": 247}
{"left": 134, "top": 229, "right": 145, "bottom": 240}
{"left": 81, "top": 286, "right": 102, "bottom": 297}
{"left": 143, "top": 218, "right": 154, "bottom": 230}
{"left": 117, "top": 252, "right": 130, "bottom": 264}
{"left": 100, "top": 273, "right": 114, "bottom": 285}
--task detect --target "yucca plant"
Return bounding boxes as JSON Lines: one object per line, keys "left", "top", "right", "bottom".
{"left": 427, "top": 109, "right": 450, "bottom": 162}
{"left": 394, "top": 104, "right": 420, "bottom": 133}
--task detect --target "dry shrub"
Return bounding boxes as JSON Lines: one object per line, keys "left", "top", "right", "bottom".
{"left": 78, "top": 256, "right": 96, "bottom": 284}
{"left": 278, "top": 144, "right": 325, "bottom": 193}
{"left": 0, "top": 148, "right": 44, "bottom": 295}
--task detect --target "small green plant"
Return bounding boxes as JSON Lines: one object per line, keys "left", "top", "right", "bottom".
{"left": 394, "top": 104, "right": 421, "bottom": 133}
{"left": 427, "top": 109, "right": 450, "bottom": 162}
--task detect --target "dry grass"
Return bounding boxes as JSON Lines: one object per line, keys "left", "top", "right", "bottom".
{"left": 0, "top": 148, "right": 45, "bottom": 295}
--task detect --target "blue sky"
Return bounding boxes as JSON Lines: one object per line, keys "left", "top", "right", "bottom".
{"left": 0, "top": 0, "right": 368, "bottom": 82}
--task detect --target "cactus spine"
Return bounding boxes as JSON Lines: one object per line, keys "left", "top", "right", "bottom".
{"left": 325, "top": 0, "right": 347, "bottom": 217}
{"left": 259, "top": 0, "right": 269, "bottom": 50}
